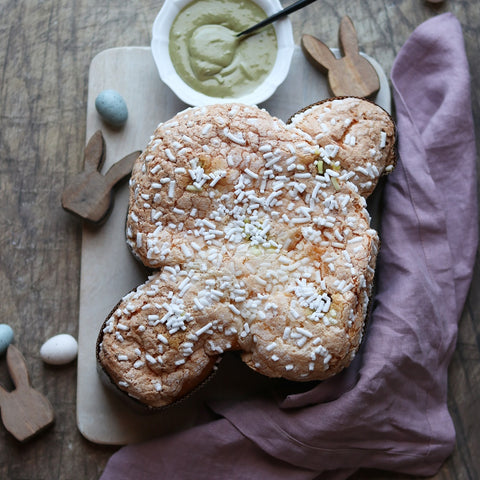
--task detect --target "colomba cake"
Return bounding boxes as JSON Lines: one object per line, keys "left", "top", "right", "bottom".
{"left": 97, "top": 98, "right": 396, "bottom": 408}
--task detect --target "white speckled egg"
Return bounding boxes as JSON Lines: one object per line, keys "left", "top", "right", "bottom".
{"left": 40, "top": 334, "right": 78, "bottom": 365}
{"left": 95, "top": 89, "right": 128, "bottom": 127}
{"left": 0, "top": 324, "right": 14, "bottom": 355}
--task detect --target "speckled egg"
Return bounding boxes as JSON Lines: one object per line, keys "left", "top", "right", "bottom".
{"left": 40, "top": 334, "right": 78, "bottom": 365}
{"left": 0, "top": 324, "right": 14, "bottom": 355}
{"left": 95, "top": 89, "right": 128, "bottom": 127}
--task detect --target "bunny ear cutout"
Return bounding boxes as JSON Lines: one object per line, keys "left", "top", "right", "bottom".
{"left": 5, "top": 344, "right": 31, "bottom": 390}
{"left": 301, "top": 34, "right": 338, "bottom": 73}
{"left": 339, "top": 16, "right": 360, "bottom": 57}
{"left": 0, "top": 383, "right": 7, "bottom": 404}
{"left": 84, "top": 130, "right": 106, "bottom": 172}
{"left": 104, "top": 150, "right": 140, "bottom": 187}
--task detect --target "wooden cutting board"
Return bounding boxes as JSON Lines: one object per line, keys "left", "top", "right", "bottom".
{"left": 76, "top": 45, "right": 391, "bottom": 445}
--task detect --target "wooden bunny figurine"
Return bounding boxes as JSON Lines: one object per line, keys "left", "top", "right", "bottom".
{"left": 62, "top": 130, "right": 140, "bottom": 225}
{"left": 0, "top": 345, "right": 54, "bottom": 441}
{"left": 301, "top": 16, "right": 380, "bottom": 98}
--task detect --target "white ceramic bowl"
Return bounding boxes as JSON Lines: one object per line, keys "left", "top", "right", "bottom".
{"left": 151, "top": 0, "right": 295, "bottom": 106}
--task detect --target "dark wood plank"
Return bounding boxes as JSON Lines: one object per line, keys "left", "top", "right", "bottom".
{"left": 0, "top": 0, "right": 478, "bottom": 478}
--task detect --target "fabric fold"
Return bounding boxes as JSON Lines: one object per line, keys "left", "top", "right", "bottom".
{"left": 100, "top": 13, "right": 477, "bottom": 480}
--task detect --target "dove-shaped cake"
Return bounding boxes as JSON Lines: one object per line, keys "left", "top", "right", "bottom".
{"left": 97, "top": 97, "right": 396, "bottom": 409}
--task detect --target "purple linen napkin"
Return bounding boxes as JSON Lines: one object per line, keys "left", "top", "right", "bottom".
{"left": 100, "top": 13, "right": 477, "bottom": 480}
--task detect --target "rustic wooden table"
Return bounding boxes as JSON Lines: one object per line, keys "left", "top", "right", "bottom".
{"left": 0, "top": 0, "right": 478, "bottom": 479}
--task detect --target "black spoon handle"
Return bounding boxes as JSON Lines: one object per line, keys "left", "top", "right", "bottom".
{"left": 237, "top": 0, "right": 319, "bottom": 37}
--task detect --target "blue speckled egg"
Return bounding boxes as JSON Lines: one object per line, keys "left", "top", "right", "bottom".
{"left": 0, "top": 324, "right": 14, "bottom": 355}
{"left": 95, "top": 89, "right": 128, "bottom": 127}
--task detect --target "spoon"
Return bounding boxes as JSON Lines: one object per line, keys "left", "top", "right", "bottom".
{"left": 237, "top": 0, "right": 319, "bottom": 37}
{"left": 189, "top": 0, "right": 319, "bottom": 77}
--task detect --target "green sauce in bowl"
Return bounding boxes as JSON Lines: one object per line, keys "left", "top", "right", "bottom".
{"left": 169, "top": 0, "right": 278, "bottom": 98}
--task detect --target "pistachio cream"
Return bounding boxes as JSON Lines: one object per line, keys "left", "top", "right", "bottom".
{"left": 169, "top": 0, "right": 278, "bottom": 98}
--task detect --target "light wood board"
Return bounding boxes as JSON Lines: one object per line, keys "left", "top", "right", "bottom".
{"left": 76, "top": 45, "right": 391, "bottom": 445}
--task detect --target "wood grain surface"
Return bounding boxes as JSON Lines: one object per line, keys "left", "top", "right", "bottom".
{"left": 0, "top": 1, "right": 478, "bottom": 479}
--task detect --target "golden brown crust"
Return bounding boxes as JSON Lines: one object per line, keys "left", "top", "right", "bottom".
{"left": 289, "top": 97, "right": 396, "bottom": 197}
{"left": 97, "top": 100, "right": 394, "bottom": 408}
